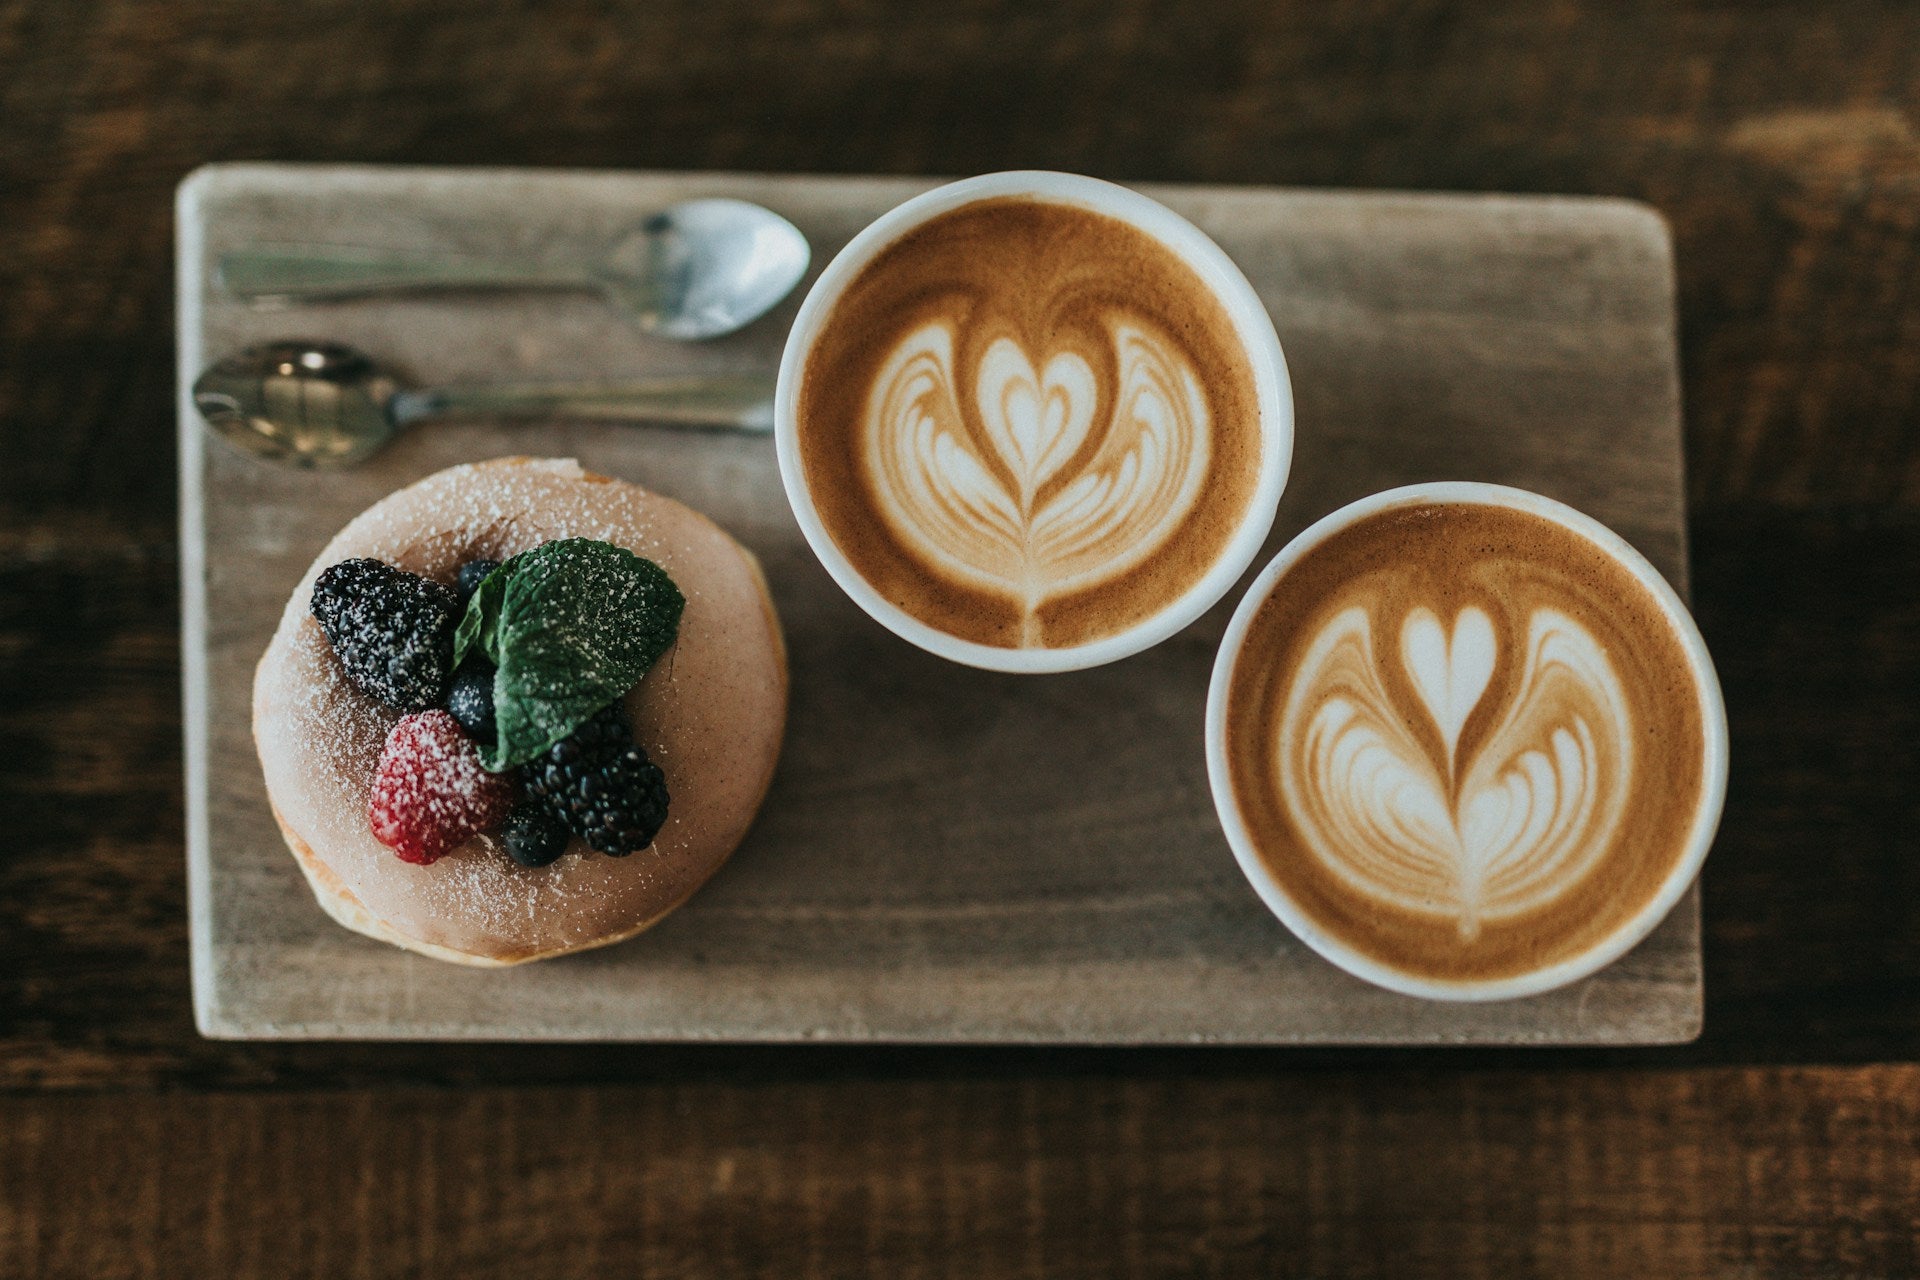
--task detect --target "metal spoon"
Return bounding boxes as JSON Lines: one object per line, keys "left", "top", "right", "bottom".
{"left": 193, "top": 340, "right": 774, "bottom": 469}
{"left": 216, "top": 199, "right": 811, "bottom": 341}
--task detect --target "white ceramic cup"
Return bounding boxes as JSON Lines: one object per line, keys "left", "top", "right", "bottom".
{"left": 1205, "top": 482, "right": 1730, "bottom": 1001}
{"left": 774, "top": 170, "right": 1294, "bottom": 674}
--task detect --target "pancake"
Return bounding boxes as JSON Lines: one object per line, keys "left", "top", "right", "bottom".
{"left": 252, "top": 457, "right": 788, "bottom": 965}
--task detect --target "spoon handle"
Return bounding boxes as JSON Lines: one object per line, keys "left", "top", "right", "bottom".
{"left": 218, "top": 248, "right": 590, "bottom": 299}
{"left": 390, "top": 374, "right": 777, "bottom": 434}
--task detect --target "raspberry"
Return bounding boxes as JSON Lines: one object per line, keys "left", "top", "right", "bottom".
{"left": 310, "top": 558, "right": 459, "bottom": 712}
{"left": 368, "top": 710, "right": 516, "bottom": 865}
{"left": 524, "top": 703, "right": 670, "bottom": 856}
{"left": 501, "top": 802, "right": 571, "bottom": 867}
{"left": 446, "top": 659, "right": 497, "bottom": 744}
{"left": 457, "top": 558, "right": 501, "bottom": 604}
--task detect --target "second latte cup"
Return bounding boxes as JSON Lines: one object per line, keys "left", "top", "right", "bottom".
{"left": 1206, "top": 483, "right": 1729, "bottom": 1002}
{"left": 775, "top": 171, "right": 1294, "bottom": 674}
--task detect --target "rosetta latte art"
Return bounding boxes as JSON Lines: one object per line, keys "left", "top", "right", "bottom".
{"left": 864, "top": 319, "right": 1209, "bottom": 644}
{"left": 1277, "top": 604, "right": 1634, "bottom": 938}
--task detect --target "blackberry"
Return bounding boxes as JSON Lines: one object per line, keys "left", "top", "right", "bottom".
{"left": 457, "top": 558, "right": 501, "bottom": 604}
{"left": 446, "top": 659, "right": 497, "bottom": 744}
{"left": 501, "top": 801, "right": 571, "bottom": 868}
{"left": 310, "top": 558, "right": 458, "bottom": 712}
{"left": 524, "top": 704, "right": 670, "bottom": 856}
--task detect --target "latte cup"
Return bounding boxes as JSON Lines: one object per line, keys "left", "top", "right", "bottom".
{"left": 775, "top": 171, "right": 1293, "bottom": 673}
{"left": 1206, "top": 483, "right": 1729, "bottom": 1001}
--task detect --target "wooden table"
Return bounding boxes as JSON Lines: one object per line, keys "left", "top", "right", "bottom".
{"left": 1, "top": 3, "right": 1915, "bottom": 1275}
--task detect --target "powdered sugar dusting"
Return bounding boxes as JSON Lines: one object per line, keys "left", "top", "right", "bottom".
{"left": 253, "top": 457, "right": 788, "bottom": 961}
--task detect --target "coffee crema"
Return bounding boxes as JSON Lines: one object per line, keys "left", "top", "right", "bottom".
{"left": 1224, "top": 502, "right": 1707, "bottom": 985}
{"left": 795, "top": 196, "right": 1262, "bottom": 649}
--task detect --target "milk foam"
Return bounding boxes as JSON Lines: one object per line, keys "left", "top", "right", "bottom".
{"left": 1220, "top": 498, "right": 1713, "bottom": 988}
{"left": 1277, "top": 604, "right": 1632, "bottom": 939}
{"left": 793, "top": 194, "right": 1265, "bottom": 653}
{"left": 864, "top": 318, "right": 1209, "bottom": 644}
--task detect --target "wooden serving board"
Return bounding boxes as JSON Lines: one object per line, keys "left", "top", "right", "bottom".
{"left": 180, "top": 163, "right": 1700, "bottom": 1043}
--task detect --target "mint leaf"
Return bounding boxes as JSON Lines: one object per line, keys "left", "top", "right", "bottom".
{"left": 453, "top": 565, "right": 510, "bottom": 669}
{"left": 454, "top": 538, "right": 685, "bottom": 771}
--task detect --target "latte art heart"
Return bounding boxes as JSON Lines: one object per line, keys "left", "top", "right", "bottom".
{"left": 865, "top": 319, "right": 1209, "bottom": 644}
{"left": 796, "top": 195, "right": 1265, "bottom": 652}
{"left": 1277, "top": 604, "right": 1634, "bottom": 938}
{"left": 1224, "top": 499, "right": 1713, "bottom": 987}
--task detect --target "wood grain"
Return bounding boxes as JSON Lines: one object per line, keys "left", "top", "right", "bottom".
{"left": 1, "top": 1065, "right": 1915, "bottom": 1279}
{"left": 179, "top": 168, "right": 1700, "bottom": 1044}
{"left": 5, "top": 0, "right": 1920, "bottom": 548}
{"left": 2, "top": 1, "right": 1918, "bottom": 1273}
{"left": 0, "top": 0, "right": 1909, "bottom": 1079}
{"left": 3, "top": 512, "right": 1913, "bottom": 1087}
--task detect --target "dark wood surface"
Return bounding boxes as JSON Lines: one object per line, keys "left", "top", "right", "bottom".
{"left": 1, "top": 1, "right": 1916, "bottom": 1275}
{"left": 3, "top": 1066, "right": 1916, "bottom": 1278}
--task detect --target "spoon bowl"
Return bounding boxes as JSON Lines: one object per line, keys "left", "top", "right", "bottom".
{"left": 597, "top": 199, "right": 814, "bottom": 340}
{"left": 194, "top": 342, "right": 400, "bottom": 467}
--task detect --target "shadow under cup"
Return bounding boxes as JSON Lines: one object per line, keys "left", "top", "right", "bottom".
{"left": 1205, "top": 482, "right": 1730, "bottom": 1002}
{"left": 774, "top": 170, "right": 1294, "bottom": 674}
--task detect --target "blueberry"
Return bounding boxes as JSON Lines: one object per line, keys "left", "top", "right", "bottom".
{"left": 446, "top": 660, "right": 497, "bottom": 744}
{"left": 501, "top": 802, "right": 570, "bottom": 868}
{"left": 457, "top": 558, "right": 502, "bottom": 603}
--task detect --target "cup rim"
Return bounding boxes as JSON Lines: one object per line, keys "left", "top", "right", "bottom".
{"left": 1204, "top": 481, "right": 1731, "bottom": 1002}
{"left": 774, "top": 170, "right": 1294, "bottom": 674}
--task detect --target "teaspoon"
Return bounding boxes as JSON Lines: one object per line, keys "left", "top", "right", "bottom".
{"left": 217, "top": 199, "right": 810, "bottom": 341}
{"left": 193, "top": 341, "right": 774, "bottom": 469}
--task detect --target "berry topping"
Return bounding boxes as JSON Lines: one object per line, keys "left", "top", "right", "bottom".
{"left": 446, "top": 659, "right": 497, "bottom": 744}
{"left": 311, "top": 558, "right": 459, "bottom": 712}
{"left": 524, "top": 703, "right": 670, "bottom": 856}
{"left": 457, "top": 558, "right": 501, "bottom": 603}
{"left": 368, "top": 710, "right": 516, "bottom": 865}
{"left": 501, "top": 802, "right": 572, "bottom": 868}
